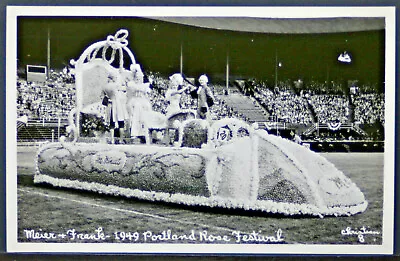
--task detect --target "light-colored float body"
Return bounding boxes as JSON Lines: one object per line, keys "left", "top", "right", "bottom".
{"left": 35, "top": 120, "right": 367, "bottom": 217}
{"left": 34, "top": 29, "right": 367, "bottom": 217}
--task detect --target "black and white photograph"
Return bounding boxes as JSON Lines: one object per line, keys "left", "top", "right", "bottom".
{"left": 6, "top": 6, "right": 395, "bottom": 254}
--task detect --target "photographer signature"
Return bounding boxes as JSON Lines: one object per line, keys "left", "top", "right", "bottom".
{"left": 341, "top": 226, "right": 380, "bottom": 243}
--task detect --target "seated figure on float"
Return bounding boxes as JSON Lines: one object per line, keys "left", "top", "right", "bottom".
{"left": 124, "top": 65, "right": 166, "bottom": 144}
{"left": 125, "top": 64, "right": 153, "bottom": 143}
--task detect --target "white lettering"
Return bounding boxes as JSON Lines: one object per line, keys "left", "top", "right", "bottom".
{"left": 24, "top": 229, "right": 57, "bottom": 240}
{"left": 198, "top": 230, "right": 230, "bottom": 242}
{"left": 232, "top": 229, "right": 284, "bottom": 243}
{"left": 341, "top": 226, "right": 380, "bottom": 243}
{"left": 142, "top": 230, "right": 198, "bottom": 242}
{"left": 66, "top": 227, "right": 108, "bottom": 241}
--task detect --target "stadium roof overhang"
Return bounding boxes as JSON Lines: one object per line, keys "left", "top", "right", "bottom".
{"left": 146, "top": 17, "right": 385, "bottom": 34}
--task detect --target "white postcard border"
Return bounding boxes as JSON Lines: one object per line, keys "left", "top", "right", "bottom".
{"left": 6, "top": 5, "right": 396, "bottom": 255}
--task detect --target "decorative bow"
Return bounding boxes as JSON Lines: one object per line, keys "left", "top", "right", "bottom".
{"left": 107, "top": 29, "right": 129, "bottom": 49}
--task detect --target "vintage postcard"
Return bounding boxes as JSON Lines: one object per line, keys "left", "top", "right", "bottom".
{"left": 6, "top": 6, "right": 395, "bottom": 254}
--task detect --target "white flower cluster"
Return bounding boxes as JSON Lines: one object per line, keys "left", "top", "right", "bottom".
{"left": 33, "top": 172, "right": 368, "bottom": 217}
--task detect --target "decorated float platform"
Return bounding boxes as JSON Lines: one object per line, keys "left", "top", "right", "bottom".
{"left": 34, "top": 29, "right": 368, "bottom": 217}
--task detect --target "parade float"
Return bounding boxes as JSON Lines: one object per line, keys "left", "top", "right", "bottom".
{"left": 34, "top": 29, "right": 368, "bottom": 217}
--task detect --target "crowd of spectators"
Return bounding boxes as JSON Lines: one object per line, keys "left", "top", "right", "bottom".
{"left": 254, "top": 86, "right": 314, "bottom": 125}
{"left": 249, "top": 78, "right": 384, "bottom": 127}
{"left": 352, "top": 93, "right": 385, "bottom": 125}
{"left": 300, "top": 80, "right": 345, "bottom": 95}
{"left": 307, "top": 95, "right": 350, "bottom": 124}
{"left": 356, "top": 82, "right": 380, "bottom": 94}
{"left": 17, "top": 68, "right": 385, "bottom": 137}
{"left": 17, "top": 68, "right": 246, "bottom": 124}
{"left": 17, "top": 68, "right": 76, "bottom": 120}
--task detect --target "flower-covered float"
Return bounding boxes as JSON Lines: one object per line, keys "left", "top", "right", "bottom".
{"left": 34, "top": 29, "right": 367, "bottom": 217}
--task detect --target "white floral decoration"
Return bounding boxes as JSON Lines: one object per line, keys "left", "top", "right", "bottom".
{"left": 34, "top": 119, "right": 368, "bottom": 217}
{"left": 34, "top": 171, "right": 367, "bottom": 217}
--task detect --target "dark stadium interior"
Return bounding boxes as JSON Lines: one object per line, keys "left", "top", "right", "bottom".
{"left": 17, "top": 16, "right": 384, "bottom": 90}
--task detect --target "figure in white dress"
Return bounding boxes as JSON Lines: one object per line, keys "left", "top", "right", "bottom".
{"left": 126, "top": 64, "right": 153, "bottom": 141}
{"left": 165, "top": 73, "right": 189, "bottom": 116}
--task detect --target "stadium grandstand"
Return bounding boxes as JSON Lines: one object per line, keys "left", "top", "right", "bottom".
{"left": 16, "top": 16, "right": 385, "bottom": 152}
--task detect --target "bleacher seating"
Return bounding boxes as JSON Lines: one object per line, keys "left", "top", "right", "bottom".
{"left": 17, "top": 124, "right": 66, "bottom": 142}
{"left": 308, "top": 95, "right": 350, "bottom": 124}
{"left": 254, "top": 88, "right": 314, "bottom": 125}
{"left": 16, "top": 68, "right": 384, "bottom": 142}
{"left": 217, "top": 93, "right": 270, "bottom": 126}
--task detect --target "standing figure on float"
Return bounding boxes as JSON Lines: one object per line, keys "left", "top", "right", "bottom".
{"left": 165, "top": 73, "right": 190, "bottom": 116}
{"left": 126, "top": 64, "right": 153, "bottom": 141}
{"left": 102, "top": 74, "right": 128, "bottom": 141}
{"left": 190, "top": 74, "right": 215, "bottom": 120}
